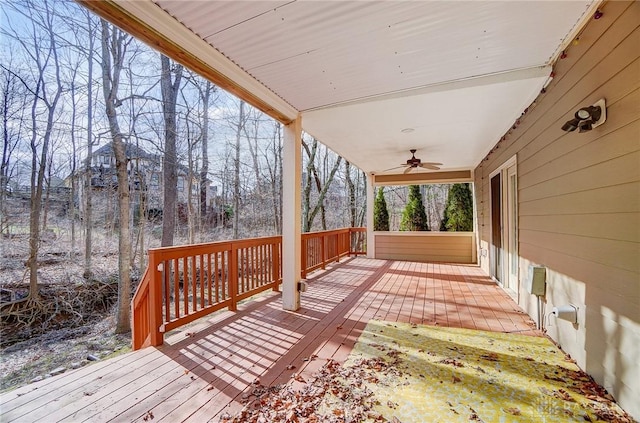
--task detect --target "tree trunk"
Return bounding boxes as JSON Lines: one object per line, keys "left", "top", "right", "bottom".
{"left": 345, "top": 161, "right": 356, "bottom": 227}
{"left": 160, "top": 55, "right": 183, "bottom": 247}
{"left": 233, "top": 101, "right": 245, "bottom": 239}
{"left": 69, "top": 75, "right": 78, "bottom": 258}
{"left": 23, "top": 0, "right": 63, "bottom": 299}
{"left": 100, "top": 20, "right": 132, "bottom": 334}
{"left": 301, "top": 139, "right": 317, "bottom": 232}
{"left": 83, "top": 12, "right": 94, "bottom": 278}
{"left": 187, "top": 137, "right": 195, "bottom": 244}
{"left": 200, "top": 81, "right": 211, "bottom": 220}
{"left": 269, "top": 122, "right": 282, "bottom": 233}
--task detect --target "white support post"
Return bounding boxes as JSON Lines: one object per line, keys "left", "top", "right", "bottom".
{"left": 282, "top": 115, "right": 302, "bottom": 311}
{"left": 366, "top": 173, "right": 375, "bottom": 259}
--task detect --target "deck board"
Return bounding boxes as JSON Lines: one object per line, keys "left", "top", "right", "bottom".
{"left": 0, "top": 258, "right": 538, "bottom": 423}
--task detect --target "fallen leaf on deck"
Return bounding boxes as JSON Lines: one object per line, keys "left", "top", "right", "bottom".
{"left": 480, "top": 353, "right": 499, "bottom": 362}
{"left": 554, "top": 388, "right": 575, "bottom": 402}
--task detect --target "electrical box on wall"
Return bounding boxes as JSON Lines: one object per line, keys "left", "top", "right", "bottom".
{"left": 527, "top": 265, "right": 546, "bottom": 296}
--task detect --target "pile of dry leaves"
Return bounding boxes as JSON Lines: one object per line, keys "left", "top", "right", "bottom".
{"left": 220, "top": 353, "right": 406, "bottom": 423}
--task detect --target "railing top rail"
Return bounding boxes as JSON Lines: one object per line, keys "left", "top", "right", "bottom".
{"left": 301, "top": 227, "right": 363, "bottom": 239}
{"left": 147, "top": 235, "right": 283, "bottom": 259}
{"left": 149, "top": 241, "right": 234, "bottom": 260}
{"left": 231, "top": 236, "right": 282, "bottom": 248}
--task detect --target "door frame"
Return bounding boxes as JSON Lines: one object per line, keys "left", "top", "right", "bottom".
{"left": 489, "top": 155, "right": 519, "bottom": 299}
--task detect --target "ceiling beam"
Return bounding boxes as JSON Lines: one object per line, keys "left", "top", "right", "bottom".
{"left": 76, "top": 0, "right": 299, "bottom": 124}
{"left": 374, "top": 170, "right": 473, "bottom": 186}
{"left": 302, "top": 66, "right": 552, "bottom": 113}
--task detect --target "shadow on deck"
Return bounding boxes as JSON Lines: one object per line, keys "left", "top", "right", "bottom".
{"left": 0, "top": 258, "right": 539, "bottom": 422}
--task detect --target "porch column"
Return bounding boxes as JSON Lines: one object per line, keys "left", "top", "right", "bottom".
{"left": 366, "top": 173, "right": 375, "bottom": 259}
{"left": 282, "top": 114, "right": 302, "bottom": 311}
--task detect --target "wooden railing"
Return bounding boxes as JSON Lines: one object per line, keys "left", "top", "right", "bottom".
{"left": 132, "top": 227, "right": 365, "bottom": 350}
{"left": 301, "top": 227, "right": 366, "bottom": 278}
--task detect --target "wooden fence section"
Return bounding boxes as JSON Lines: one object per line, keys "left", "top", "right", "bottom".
{"left": 132, "top": 227, "right": 365, "bottom": 350}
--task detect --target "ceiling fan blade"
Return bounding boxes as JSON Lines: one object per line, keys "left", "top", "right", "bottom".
{"left": 403, "top": 166, "right": 414, "bottom": 174}
{"left": 422, "top": 162, "right": 443, "bottom": 166}
{"left": 419, "top": 163, "right": 441, "bottom": 170}
{"left": 379, "top": 165, "right": 406, "bottom": 173}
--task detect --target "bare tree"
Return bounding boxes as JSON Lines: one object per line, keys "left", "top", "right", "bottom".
{"left": 160, "top": 55, "right": 183, "bottom": 247}
{"left": 302, "top": 137, "right": 342, "bottom": 232}
{"left": 81, "top": 9, "right": 97, "bottom": 279}
{"left": 100, "top": 20, "right": 133, "bottom": 333}
{"left": 2, "top": 0, "right": 66, "bottom": 299}
{"left": 268, "top": 122, "right": 283, "bottom": 233}
{"left": 232, "top": 100, "right": 247, "bottom": 239}
{"left": 198, "top": 80, "right": 213, "bottom": 221}
{"left": 0, "top": 61, "right": 28, "bottom": 236}
{"left": 345, "top": 161, "right": 357, "bottom": 227}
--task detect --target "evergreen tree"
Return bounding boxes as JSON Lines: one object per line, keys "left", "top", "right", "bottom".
{"left": 373, "top": 187, "right": 389, "bottom": 231}
{"left": 442, "top": 183, "right": 473, "bottom": 231}
{"left": 439, "top": 205, "right": 448, "bottom": 231}
{"left": 400, "top": 185, "right": 429, "bottom": 231}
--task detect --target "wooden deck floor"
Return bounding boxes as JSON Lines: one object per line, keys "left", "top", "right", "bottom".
{"left": 0, "top": 258, "right": 539, "bottom": 422}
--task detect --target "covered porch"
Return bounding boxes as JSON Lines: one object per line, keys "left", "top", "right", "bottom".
{"left": 0, "top": 257, "right": 538, "bottom": 422}
{"left": 53, "top": 0, "right": 640, "bottom": 419}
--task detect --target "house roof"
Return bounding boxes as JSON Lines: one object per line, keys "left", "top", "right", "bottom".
{"left": 92, "top": 143, "right": 157, "bottom": 161}
{"left": 79, "top": 0, "right": 598, "bottom": 179}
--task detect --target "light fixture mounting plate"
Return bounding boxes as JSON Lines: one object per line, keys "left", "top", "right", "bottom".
{"left": 591, "top": 98, "right": 606, "bottom": 129}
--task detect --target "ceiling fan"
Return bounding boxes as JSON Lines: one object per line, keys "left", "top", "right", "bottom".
{"left": 400, "top": 149, "right": 442, "bottom": 173}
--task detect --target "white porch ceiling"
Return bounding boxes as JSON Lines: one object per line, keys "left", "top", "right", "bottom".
{"left": 88, "top": 0, "right": 597, "bottom": 175}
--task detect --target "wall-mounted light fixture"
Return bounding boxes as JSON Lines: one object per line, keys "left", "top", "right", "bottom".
{"left": 561, "top": 99, "right": 606, "bottom": 133}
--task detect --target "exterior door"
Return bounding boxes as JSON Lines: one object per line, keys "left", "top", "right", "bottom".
{"left": 489, "top": 157, "right": 519, "bottom": 298}
{"left": 490, "top": 174, "right": 502, "bottom": 282}
{"left": 504, "top": 163, "right": 519, "bottom": 298}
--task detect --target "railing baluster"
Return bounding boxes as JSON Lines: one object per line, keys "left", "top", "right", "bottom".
{"left": 206, "top": 253, "right": 212, "bottom": 307}
{"left": 163, "top": 258, "right": 170, "bottom": 322}
{"left": 260, "top": 244, "right": 265, "bottom": 286}
{"left": 181, "top": 257, "right": 188, "bottom": 316}
{"left": 222, "top": 251, "right": 227, "bottom": 300}
{"left": 229, "top": 246, "right": 238, "bottom": 311}
{"left": 191, "top": 255, "right": 197, "bottom": 312}
{"left": 214, "top": 252, "right": 219, "bottom": 302}
{"left": 173, "top": 258, "right": 180, "bottom": 319}
{"left": 199, "top": 254, "right": 205, "bottom": 309}
{"left": 272, "top": 241, "right": 280, "bottom": 291}
{"left": 252, "top": 246, "right": 257, "bottom": 289}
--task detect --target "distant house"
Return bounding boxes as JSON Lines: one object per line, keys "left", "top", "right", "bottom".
{"left": 70, "top": 143, "right": 197, "bottom": 218}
